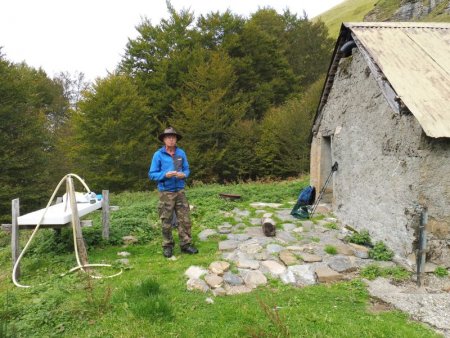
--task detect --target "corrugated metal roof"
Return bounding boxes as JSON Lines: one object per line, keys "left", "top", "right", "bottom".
{"left": 345, "top": 22, "right": 450, "bottom": 138}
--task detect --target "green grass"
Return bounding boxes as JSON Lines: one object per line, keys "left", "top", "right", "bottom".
{"left": 0, "top": 178, "right": 439, "bottom": 337}
{"left": 314, "top": 0, "right": 378, "bottom": 38}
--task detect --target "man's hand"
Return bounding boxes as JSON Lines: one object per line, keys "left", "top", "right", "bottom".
{"left": 165, "top": 171, "right": 177, "bottom": 178}
{"left": 175, "top": 172, "right": 185, "bottom": 179}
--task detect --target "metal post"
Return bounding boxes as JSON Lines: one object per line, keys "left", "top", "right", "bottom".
{"left": 416, "top": 207, "right": 428, "bottom": 287}
{"left": 11, "top": 198, "right": 20, "bottom": 280}
{"left": 102, "top": 190, "right": 110, "bottom": 240}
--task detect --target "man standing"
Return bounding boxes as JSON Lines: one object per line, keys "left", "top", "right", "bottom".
{"left": 149, "top": 127, "right": 198, "bottom": 258}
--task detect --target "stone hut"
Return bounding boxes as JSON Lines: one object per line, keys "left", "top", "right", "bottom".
{"left": 310, "top": 22, "right": 450, "bottom": 267}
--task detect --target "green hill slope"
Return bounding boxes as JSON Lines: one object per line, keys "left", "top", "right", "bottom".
{"left": 315, "top": 0, "right": 450, "bottom": 39}
{"left": 314, "top": 0, "right": 378, "bottom": 38}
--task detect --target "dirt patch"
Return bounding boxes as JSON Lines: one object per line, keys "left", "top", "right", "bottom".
{"left": 367, "top": 297, "right": 393, "bottom": 313}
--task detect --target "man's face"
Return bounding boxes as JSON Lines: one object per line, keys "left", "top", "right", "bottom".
{"left": 163, "top": 134, "right": 177, "bottom": 147}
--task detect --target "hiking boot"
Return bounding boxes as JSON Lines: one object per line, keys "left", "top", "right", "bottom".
{"left": 163, "top": 246, "right": 173, "bottom": 258}
{"left": 181, "top": 245, "right": 198, "bottom": 254}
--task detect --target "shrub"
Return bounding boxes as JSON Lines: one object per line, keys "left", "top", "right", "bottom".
{"left": 434, "top": 266, "right": 449, "bottom": 278}
{"left": 360, "top": 264, "right": 410, "bottom": 282}
{"left": 345, "top": 229, "right": 371, "bottom": 246}
{"left": 369, "top": 241, "right": 394, "bottom": 261}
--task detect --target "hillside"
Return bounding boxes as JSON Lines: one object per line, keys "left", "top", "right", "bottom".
{"left": 316, "top": 0, "right": 450, "bottom": 38}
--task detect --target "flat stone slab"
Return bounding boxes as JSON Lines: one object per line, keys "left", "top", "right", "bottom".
{"left": 315, "top": 266, "right": 343, "bottom": 283}
{"left": 225, "top": 285, "right": 253, "bottom": 295}
{"left": 232, "top": 208, "right": 250, "bottom": 217}
{"left": 301, "top": 253, "right": 323, "bottom": 263}
{"left": 279, "top": 250, "right": 299, "bottom": 266}
{"left": 328, "top": 255, "right": 357, "bottom": 273}
{"left": 266, "top": 244, "right": 285, "bottom": 254}
{"left": 187, "top": 278, "right": 209, "bottom": 292}
{"left": 219, "top": 240, "right": 239, "bottom": 251}
{"left": 349, "top": 243, "right": 370, "bottom": 259}
{"left": 204, "top": 274, "right": 223, "bottom": 288}
{"left": 289, "top": 264, "right": 317, "bottom": 285}
{"left": 237, "top": 258, "right": 260, "bottom": 270}
{"left": 223, "top": 271, "right": 244, "bottom": 286}
{"left": 260, "top": 260, "right": 287, "bottom": 276}
{"left": 243, "top": 270, "right": 268, "bottom": 288}
{"left": 185, "top": 266, "right": 208, "bottom": 279}
{"left": 198, "top": 229, "right": 217, "bottom": 241}
{"left": 276, "top": 209, "right": 297, "bottom": 222}
{"left": 209, "top": 261, "right": 230, "bottom": 275}
{"left": 275, "top": 231, "right": 298, "bottom": 244}
{"left": 250, "top": 202, "right": 283, "bottom": 209}
{"left": 282, "top": 223, "right": 297, "bottom": 231}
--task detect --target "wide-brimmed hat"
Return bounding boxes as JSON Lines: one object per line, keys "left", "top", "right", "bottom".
{"left": 158, "top": 127, "right": 182, "bottom": 142}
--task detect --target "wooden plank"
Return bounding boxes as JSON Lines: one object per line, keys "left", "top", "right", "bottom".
{"left": 102, "top": 190, "right": 110, "bottom": 240}
{"left": 2, "top": 222, "right": 93, "bottom": 231}
{"left": 11, "top": 198, "right": 20, "bottom": 280}
{"left": 67, "top": 177, "right": 88, "bottom": 267}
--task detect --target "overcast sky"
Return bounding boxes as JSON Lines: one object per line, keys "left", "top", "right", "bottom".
{"left": 0, "top": 0, "right": 344, "bottom": 82}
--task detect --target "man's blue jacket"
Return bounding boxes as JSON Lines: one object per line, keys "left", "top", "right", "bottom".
{"left": 148, "top": 146, "right": 190, "bottom": 192}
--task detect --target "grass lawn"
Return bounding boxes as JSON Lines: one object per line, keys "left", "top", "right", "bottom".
{"left": 0, "top": 178, "right": 440, "bottom": 337}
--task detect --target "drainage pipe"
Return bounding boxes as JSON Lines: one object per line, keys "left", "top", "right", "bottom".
{"left": 416, "top": 207, "right": 428, "bottom": 287}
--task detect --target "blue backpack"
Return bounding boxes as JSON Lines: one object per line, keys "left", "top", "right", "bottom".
{"left": 291, "top": 186, "right": 316, "bottom": 219}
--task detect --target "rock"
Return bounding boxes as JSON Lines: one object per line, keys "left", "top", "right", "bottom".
{"left": 117, "top": 251, "right": 131, "bottom": 257}
{"left": 335, "top": 244, "right": 354, "bottom": 256}
{"left": 227, "top": 234, "right": 251, "bottom": 241}
{"left": 289, "top": 265, "right": 317, "bottom": 285}
{"left": 219, "top": 240, "right": 239, "bottom": 251}
{"left": 349, "top": 243, "right": 370, "bottom": 259}
{"left": 187, "top": 278, "right": 209, "bottom": 292}
{"left": 209, "top": 261, "right": 230, "bottom": 275}
{"left": 301, "top": 221, "right": 314, "bottom": 230}
{"left": 282, "top": 223, "right": 297, "bottom": 231}
{"left": 250, "top": 202, "right": 282, "bottom": 209}
{"left": 116, "top": 258, "right": 130, "bottom": 265}
{"left": 255, "top": 209, "right": 267, "bottom": 215}
{"left": 260, "top": 260, "right": 287, "bottom": 276}
{"left": 293, "top": 227, "right": 304, "bottom": 233}
{"left": 232, "top": 223, "right": 246, "bottom": 231}
{"left": 315, "top": 266, "right": 343, "bottom": 283}
{"left": 328, "top": 255, "right": 357, "bottom": 273}
{"left": 218, "top": 226, "right": 232, "bottom": 234}
{"left": 198, "top": 229, "right": 217, "bottom": 241}
{"left": 185, "top": 266, "right": 208, "bottom": 280}
{"left": 239, "top": 239, "right": 263, "bottom": 254}
{"left": 237, "top": 258, "right": 260, "bottom": 270}
{"left": 276, "top": 209, "right": 297, "bottom": 222}
{"left": 262, "top": 213, "right": 273, "bottom": 218}
{"left": 223, "top": 271, "right": 244, "bottom": 286}
{"left": 245, "top": 226, "right": 265, "bottom": 237}
{"left": 300, "top": 253, "right": 323, "bottom": 263}
{"left": 122, "top": 235, "right": 138, "bottom": 245}
{"left": 232, "top": 208, "right": 250, "bottom": 217}
{"left": 275, "top": 231, "right": 297, "bottom": 244}
{"left": 225, "top": 285, "right": 253, "bottom": 295}
{"left": 324, "top": 217, "right": 338, "bottom": 223}
{"left": 280, "top": 270, "right": 297, "bottom": 284}
{"left": 205, "top": 297, "right": 214, "bottom": 304}
{"left": 243, "top": 270, "right": 268, "bottom": 288}
{"left": 250, "top": 218, "right": 261, "bottom": 225}
{"left": 425, "top": 262, "right": 438, "bottom": 273}
{"left": 279, "top": 250, "right": 299, "bottom": 266}
{"left": 212, "top": 287, "right": 227, "bottom": 297}
{"left": 254, "top": 251, "right": 271, "bottom": 261}
{"left": 204, "top": 274, "right": 224, "bottom": 288}
{"left": 266, "top": 244, "right": 285, "bottom": 254}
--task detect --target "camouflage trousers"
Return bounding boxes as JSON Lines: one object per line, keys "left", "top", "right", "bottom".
{"left": 158, "top": 190, "right": 192, "bottom": 248}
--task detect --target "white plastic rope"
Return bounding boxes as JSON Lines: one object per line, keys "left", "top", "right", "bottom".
{"left": 12, "top": 174, "right": 122, "bottom": 288}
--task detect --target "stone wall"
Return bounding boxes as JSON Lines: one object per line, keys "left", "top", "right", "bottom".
{"left": 311, "top": 49, "right": 450, "bottom": 267}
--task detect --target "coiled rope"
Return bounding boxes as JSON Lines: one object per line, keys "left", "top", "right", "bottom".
{"left": 12, "top": 173, "right": 122, "bottom": 288}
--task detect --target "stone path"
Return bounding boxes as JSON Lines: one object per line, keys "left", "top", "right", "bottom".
{"left": 184, "top": 202, "right": 450, "bottom": 337}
